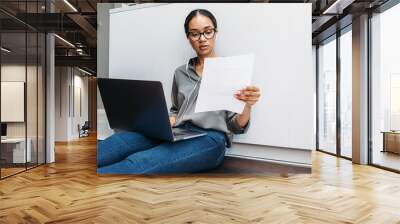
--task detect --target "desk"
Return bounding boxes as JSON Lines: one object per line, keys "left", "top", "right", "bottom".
{"left": 382, "top": 131, "right": 400, "bottom": 154}
{"left": 1, "top": 138, "right": 31, "bottom": 163}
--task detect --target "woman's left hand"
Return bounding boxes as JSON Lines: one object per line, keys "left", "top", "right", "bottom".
{"left": 234, "top": 86, "right": 261, "bottom": 107}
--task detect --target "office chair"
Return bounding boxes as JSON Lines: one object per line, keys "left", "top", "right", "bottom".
{"left": 78, "top": 121, "right": 90, "bottom": 138}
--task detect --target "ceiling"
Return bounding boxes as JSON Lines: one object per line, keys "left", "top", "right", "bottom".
{"left": 0, "top": 0, "right": 393, "bottom": 75}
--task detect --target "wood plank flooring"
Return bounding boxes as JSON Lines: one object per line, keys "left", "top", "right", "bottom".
{"left": 1, "top": 167, "right": 26, "bottom": 178}
{"left": 1, "top": 134, "right": 400, "bottom": 223}
{"left": 372, "top": 150, "right": 400, "bottom": 171}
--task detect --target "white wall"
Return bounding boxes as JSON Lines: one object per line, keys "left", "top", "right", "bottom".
{"left": 55, "top": 67, "right": 89, "bottom": 141}
{"left": 1, "top": 66, "right": 25, "bottom": 124}
{"left": 97, "top": 3, "right": 116, "bottom": 140}
{"left": 72, "top": 73, "right": 89, "bottom": 138}
{"left": 1, "top": 82, "right": 25, "bottom": 122}
{"left": 1, "top": 65, "right": 36, "bottom": 138}
{"left": 1, "top": 65, "right": 27, "bottom": 140}
{"left": 55, "top": 66, "right": 69, "bottom": 141}
{"left": 1, "top": 63, "right": 46, "bottom": 164}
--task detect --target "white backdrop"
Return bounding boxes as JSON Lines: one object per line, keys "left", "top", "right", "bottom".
{"left": 108, "top": 3, "right": 315, "bottom": 150}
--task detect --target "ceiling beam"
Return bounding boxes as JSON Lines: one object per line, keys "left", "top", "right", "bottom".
{"left": 322, "top": 0, "right": 356, "bottom": 14}
{"left": 55, "top": 55, "right": 96, "bottom": 72}
{"left": 67, "top": 13, "right": 97, "bottom": 43}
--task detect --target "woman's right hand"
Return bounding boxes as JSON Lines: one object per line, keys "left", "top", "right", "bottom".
{"left": 169, "top": 116, "right": 177, "bottom": 127}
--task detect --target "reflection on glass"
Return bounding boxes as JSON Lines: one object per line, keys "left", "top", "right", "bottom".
{"left": 27, "top": 31, "right": 38, "bottom": 169}
{"left": 0, "top": 1, "right": 46, "bottom": 179}
{"left": 318, "top": 38, "right": 337, "bottom": 154}
{"left": 371, "top": 3, "right": 400, "bottom": 171}
{"left": 340, "top": 30, "right": 352, "bottom": 158}
{"left": 38, "top": 33, "right": 46, "bottom": 165}
{"left": 390, "top": 74, "right": 400, "bottom": 130}
{"left": 1, "top": 32, "right": 27, "bottom": 177}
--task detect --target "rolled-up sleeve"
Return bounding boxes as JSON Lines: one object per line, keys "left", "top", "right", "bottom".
{"left": 226, "top": 111, "right": 250, "bottom": 134}
{"left": 169, "top": 71, "right": 179, "bottom": 117}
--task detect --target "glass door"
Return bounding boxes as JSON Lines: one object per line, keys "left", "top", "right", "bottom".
{"left": 370, "top": 3, "right": 400, "bottom": 172}
{"left": 0, "top": 1, "right": 46, "bottom": 179}
{"left": 339, "top": 28, "right": 352, "bottom": 159}
{"left": 1, "top": 30, "right": 28, "bottom": 178}
{"left": 318, "top": 36, "right": 337, "bottom": 155}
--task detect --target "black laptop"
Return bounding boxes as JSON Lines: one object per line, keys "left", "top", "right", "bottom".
{"left": 97, "top": 78, "right": 207, "bottom": 142}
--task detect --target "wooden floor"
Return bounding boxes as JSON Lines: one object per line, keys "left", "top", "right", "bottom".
{"left": 372, "top": 150, "right": 400, "bottom": 171}
{"left": 1, "top": 135, "right": 400, "bottom": 223}
{"left": 0, "top": 167, "right": 26, "bottom": 178}
{"left": 1, "top": 163, "right": 45, "bottom": 178}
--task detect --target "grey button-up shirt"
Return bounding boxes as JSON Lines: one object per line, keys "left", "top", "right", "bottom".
{"left": 169, "top": 57, "right": 250, "bottom": 147}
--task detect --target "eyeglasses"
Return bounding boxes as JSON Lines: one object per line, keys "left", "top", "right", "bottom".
{"left": 187, "top": 28, "right": 217, "bottom": 41}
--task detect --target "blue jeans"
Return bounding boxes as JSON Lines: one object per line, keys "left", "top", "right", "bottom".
{"left": 97, "top": 122, "right": 226, "bottom": 174}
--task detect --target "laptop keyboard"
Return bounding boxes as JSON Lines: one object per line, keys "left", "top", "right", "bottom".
{"left": 172, "top": 128, "right": 192, "bottom": 137}
{"left": 172, "top": 128, "right": 207, "bottom": 140}
{"left": 173, "top": 131, "right": 186, "bottom": 136}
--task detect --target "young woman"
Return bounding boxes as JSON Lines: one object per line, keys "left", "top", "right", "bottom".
{"left": 97, "top": 9, "right": 261, "bottom": 174}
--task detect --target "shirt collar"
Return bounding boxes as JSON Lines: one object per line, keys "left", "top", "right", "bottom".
{"left": 188, "top": 57, "right": 198, "bottom": 70}
{"left": 187, "top": 57, "right": 201, "bottom": 81}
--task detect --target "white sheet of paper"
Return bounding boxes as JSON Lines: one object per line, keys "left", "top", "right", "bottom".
{"left": 195, "top": 54, "right": 255, "bottom": 114}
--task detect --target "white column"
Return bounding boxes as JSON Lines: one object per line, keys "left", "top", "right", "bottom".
{"left": 97, "top": 3, "right": 116, "bottom": 140}
{"left": 46, "top": 32, "right": 55, "bottom": 163}
{"left": 352, "top": 14, "right": 369, "bottom": 164}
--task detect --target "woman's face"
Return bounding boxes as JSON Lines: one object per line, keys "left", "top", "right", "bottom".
{"left": 187, "top": 14, "right": 216, "bottom": 57}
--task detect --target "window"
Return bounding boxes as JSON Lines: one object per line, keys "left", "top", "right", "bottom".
{"left": 0, "top": 1, "right": 47, "bottom": 179}
{"left": 339, "top": 29, "right": 352, "bottom": 158}
{"left": 318, "top": 36, "right": 337, "bottom": 154}
{"left": 371, "top": 2, "right": 400, "bottom": 171}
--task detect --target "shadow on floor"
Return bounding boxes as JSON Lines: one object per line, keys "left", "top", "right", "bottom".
{"left": 208, "top": 157, "right": 311, "bottom": 175}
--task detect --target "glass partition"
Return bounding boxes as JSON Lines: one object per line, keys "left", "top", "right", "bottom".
{"left": 27, "top": 30, "right": 38, "bottom": 169}
{"left": 371, "top": 3, "right": 400, "bottom": 171}
{"left": 38, "top": 32, "right": 45, "bottom": 165}
{"left": 339, "top": 28, "right": 352, "bottom": 158}
{"left": 0, "top": 1, "right": 46, "bottom": 179}
{"left": 1, "top": 30, "right": 28, "bottom": 177}
{"left": 318, "top": 36, "right": 337, "bottom": 155}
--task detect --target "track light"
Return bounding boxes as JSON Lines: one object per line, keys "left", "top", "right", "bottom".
{"left": 63, "top": 0, "right": 78, "bottom": 12}
{"left": 1, "top": 47, "right": 11, "bottom": 53}
{"left": 78, "top": 67, "right": 93, "bottom": 76}
{"left": 54, "top": 34, "right": 75, "bottom": 48}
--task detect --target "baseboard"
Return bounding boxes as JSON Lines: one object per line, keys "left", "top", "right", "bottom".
{"left": 226, "top": 143, "right": 312, "bottom": 168}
